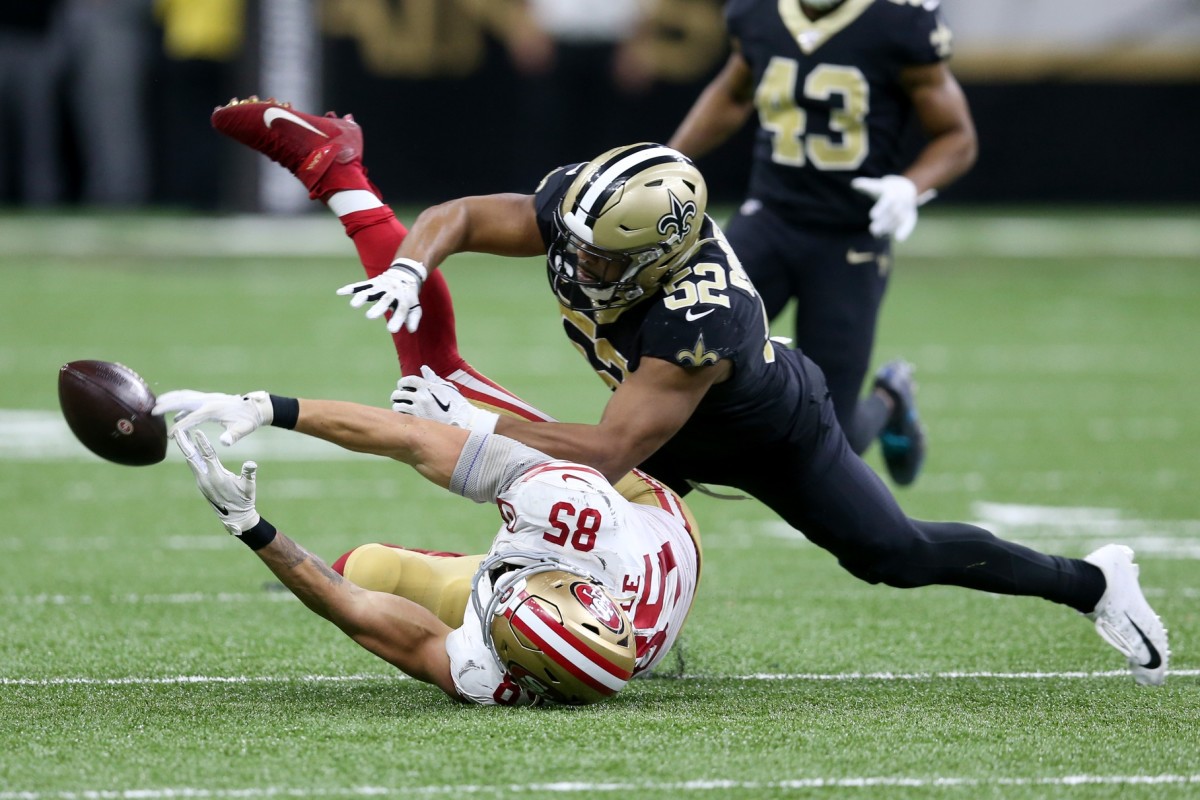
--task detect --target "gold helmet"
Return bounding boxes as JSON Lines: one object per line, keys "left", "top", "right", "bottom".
{"left": 548, "top": 143, "right": 708, "bottom": 312}
{"left": 473, "top": 552, "right": 636, "bottom": 705}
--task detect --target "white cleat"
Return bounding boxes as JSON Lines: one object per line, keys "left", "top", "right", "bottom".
{"left": 1084, "top": 544, "right": 1168, "bottom": 686}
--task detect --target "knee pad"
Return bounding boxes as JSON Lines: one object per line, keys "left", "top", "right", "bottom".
{"left": 342, "top": 544, "right": 484, "bottom": 627}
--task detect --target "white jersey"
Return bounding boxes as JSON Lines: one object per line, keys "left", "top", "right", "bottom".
{"left": 446, "top": 461, "right": 699, "bottom": 705}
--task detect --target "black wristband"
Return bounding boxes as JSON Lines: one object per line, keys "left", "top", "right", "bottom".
{"left": 238, "top": 517, "right": 277, "bottom": 551}
{"left": 269, "top": 395, "right": 299, "bottom": 430}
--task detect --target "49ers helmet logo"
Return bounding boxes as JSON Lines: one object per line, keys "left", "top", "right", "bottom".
{"left": 657, "top": 190, "right": 697, "bottom": 247}
{"left": 572, "top": 582, "right": 625, "bottom": 633}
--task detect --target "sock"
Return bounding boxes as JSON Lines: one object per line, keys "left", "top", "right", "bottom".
{"left": 334, "top": 543, "right": 484, "bottom": 627}
{"left": 846, "top": 391, "right": 891, "bottom": 455}
{"left": 333, "top": 201, "right": 554, "bottom": 423}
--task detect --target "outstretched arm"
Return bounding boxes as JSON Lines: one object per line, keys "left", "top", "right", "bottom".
{"left": 394, "top": 193, "right": 546, "bottom": 271}
{"left": 494, "top": 357, "right": 728, "bottom": 482}
{"left": 172, "top": 429, "right": 461, "bottom": 700}
{"left": 155, "top": 392, "right": 472, "bottom": 490}
{"left": 254, "top": 528, "right": 459, "bottom": 698}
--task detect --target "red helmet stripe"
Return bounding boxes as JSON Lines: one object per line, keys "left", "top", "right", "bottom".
{"left": 509, "top": 599, "right": 632, "bottom": 694}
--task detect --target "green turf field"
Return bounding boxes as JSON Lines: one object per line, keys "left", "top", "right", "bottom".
{"left": 1, "top": 209, "right": 1197, "bottom": 798}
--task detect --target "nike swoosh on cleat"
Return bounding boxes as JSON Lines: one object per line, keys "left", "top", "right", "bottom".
{"left": 263, "top": 107, "right": 330, "bottom": 138}
{"left": 684, "top": 308, "right": 715, "bottom": 321}
{"left": 1126, "top": 614, "right": 1163, "bottom": 670}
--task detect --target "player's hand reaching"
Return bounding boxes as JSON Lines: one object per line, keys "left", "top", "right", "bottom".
{"left": 336, "top": 258, "right": 428, "bottom": 334}
{"left": 174, "top": 429, "right": 260, "bottom": 536}
{"left": 850, "top": 175, "right": 929, "bottom": 242}
{"left": 154, "top": 390, "right": 274, "bottom": 445}
{"left": 391, "top": 365, "right": 499, "bottom": 434}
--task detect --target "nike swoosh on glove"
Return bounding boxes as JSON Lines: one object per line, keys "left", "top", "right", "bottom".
{"left": 391, "top": 365, "right": 499, "bottom": 434}
{"left": 850, "top": 175, "right": 920, "bottom": 242}
{"left": 336, "top": 257, "right": 428, "bottom": 334}
{"left": 174, "top": 429, "right": 261, "bottom": 535}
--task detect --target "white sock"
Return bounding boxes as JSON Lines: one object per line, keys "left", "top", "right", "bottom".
{"left": 327, "top": 190, "right": 384, "bottom": 217}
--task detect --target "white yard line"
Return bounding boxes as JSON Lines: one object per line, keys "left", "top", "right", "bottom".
{"left": 3, "top": 774, "right": 1200, "bottom": 798}
{"left": 4, "top": 670, "right": 1199, "bottom": 687}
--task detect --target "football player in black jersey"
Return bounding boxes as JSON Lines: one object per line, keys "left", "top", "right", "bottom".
{"left": 211, "top": 100, "right": 1167, "bottom": 686}
{"left": 668, "top": 0, "right": 979, "bottom": 487}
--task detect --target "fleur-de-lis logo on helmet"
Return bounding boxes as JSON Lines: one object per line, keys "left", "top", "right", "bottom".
{"left": 657, "top": 190, "right": 697, "bottom": 248}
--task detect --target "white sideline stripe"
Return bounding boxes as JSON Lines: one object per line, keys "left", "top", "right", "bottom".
{"left": 1, "top": 212, "right": 1198, "bottom": 259}
{"left": 0, "top": 411, "right": 369, "bottom": 462}
{"left": 5, "top": 669, "right": 1199, "bottom": 686}
{"left": 3, "top": 775, "right": 1200, "bottom": 798}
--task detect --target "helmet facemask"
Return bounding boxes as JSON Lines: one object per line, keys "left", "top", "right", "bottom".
{"left": 548, "top": 143, "right": 708, "bottom": 315}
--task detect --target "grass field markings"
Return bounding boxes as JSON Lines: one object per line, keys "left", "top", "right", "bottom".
{"left": 0, "top": 674, "right": 407, "bottom": 687}
{"left": 4, "top": 212, "right": 1199, "bottom": 259}
{"left": 5, "top": 669, "right": 1199, "bottom": 686}
{"left": 971, "top": 501, "right": 1200, "bottom": 558}
{"left": 4, "top": 775, "right": 1200, "bottom": 798}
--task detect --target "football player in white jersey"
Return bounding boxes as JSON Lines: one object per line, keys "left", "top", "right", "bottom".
{"left": 159, "top": 388, "right": 700, "bottom": 707}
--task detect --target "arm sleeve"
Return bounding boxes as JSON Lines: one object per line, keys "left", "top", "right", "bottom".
{"left": 449, "top": 430, "right": 554, "bottom": 504}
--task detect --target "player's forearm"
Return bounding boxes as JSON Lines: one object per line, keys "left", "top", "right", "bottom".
{"left": 905, "top": 127, "right": 978, "bottom": 195}
{"left": 292, "top": 399, "right": 463, "bottom": 488}
{"left": 395, "top": 194, "right": 543, "bottom": 269}
{"left": 492, "top": 417, "right": 647, "bottom": 483}
{"left": 254, "top": 530, "right": 363, "bottom": 629}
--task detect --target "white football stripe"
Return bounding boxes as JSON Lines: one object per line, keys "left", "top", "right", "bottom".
{"left": 513, "top": 603, "right": 628, "bottom": 691}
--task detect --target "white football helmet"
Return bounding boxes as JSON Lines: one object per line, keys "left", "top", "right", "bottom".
{"left": 548, "top": 143, "right": 708, "bottom": 313}
{"left": 472, "top": 552, "right": 636, "bottom": 705}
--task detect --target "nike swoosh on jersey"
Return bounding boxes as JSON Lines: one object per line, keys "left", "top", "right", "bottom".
{"left": 846, "top": 249, "right": 876, "bottom": 265}
{"left": 263, "top": 107, "right": 330, "bottom": 138}
{"left": 684, "top": 308, "right": 715, "bottom": 321}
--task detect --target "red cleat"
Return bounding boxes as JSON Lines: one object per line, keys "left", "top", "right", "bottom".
{"left": 211, "top": 96, "right": 367, "bottom": 200}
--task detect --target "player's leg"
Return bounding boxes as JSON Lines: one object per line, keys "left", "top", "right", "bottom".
{"left": 786, "top": 229, "right": 890, "bottom": 451}
{"left": 210, "top": 97, "right": 554, "bottom": 423}
{"left": 331, "top": 543, "right": 485, "bottom": 628}
{"left": 755, "top": 354, "right": 1167, "bottom": 683}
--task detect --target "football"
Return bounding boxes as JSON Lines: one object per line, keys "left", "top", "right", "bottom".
{"left": 58, "top": 360, "right": 168, "bottom": 466}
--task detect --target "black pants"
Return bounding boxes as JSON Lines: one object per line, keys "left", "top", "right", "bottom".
{"left": 659, "top": 352, "right": 1100, "bottom": 610}
{"left": 725, "top": 205, "right": 889, "bottom": 443}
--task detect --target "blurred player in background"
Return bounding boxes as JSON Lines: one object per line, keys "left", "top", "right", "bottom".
{"left": 209, "top": 98, "right": 1166, "bottom": 687}
{"left": 159, "top": 380, "right": 699, "bottom": 707}
{"left": 668, "top": 0, "right": 979, "bottom": 486}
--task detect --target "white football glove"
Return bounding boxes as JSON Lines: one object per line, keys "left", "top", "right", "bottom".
{"left": 391, "top": 365, "right": 499, "bottom": 434}
{"left": 153, "top": 389, "right": 273, "bottom": 446}
{"left": 850, "top": 175, "right": 927, "bottom": 242}
{"left": 336, "top": 258, "right": 428, "bottom": 334}
{"left": 174, "top": 429, "right": 260, "bottom": 535}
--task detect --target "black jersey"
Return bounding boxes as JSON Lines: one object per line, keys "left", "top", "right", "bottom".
{"left": 535, "top": 165, "right": 822, "bottom": 491}
{"left": 728, "top": 0, "right": 952, "bottom": 229}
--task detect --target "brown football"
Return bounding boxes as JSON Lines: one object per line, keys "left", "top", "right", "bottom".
{"left": 58, "top": 360, "right": 168, "bottom": 466}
